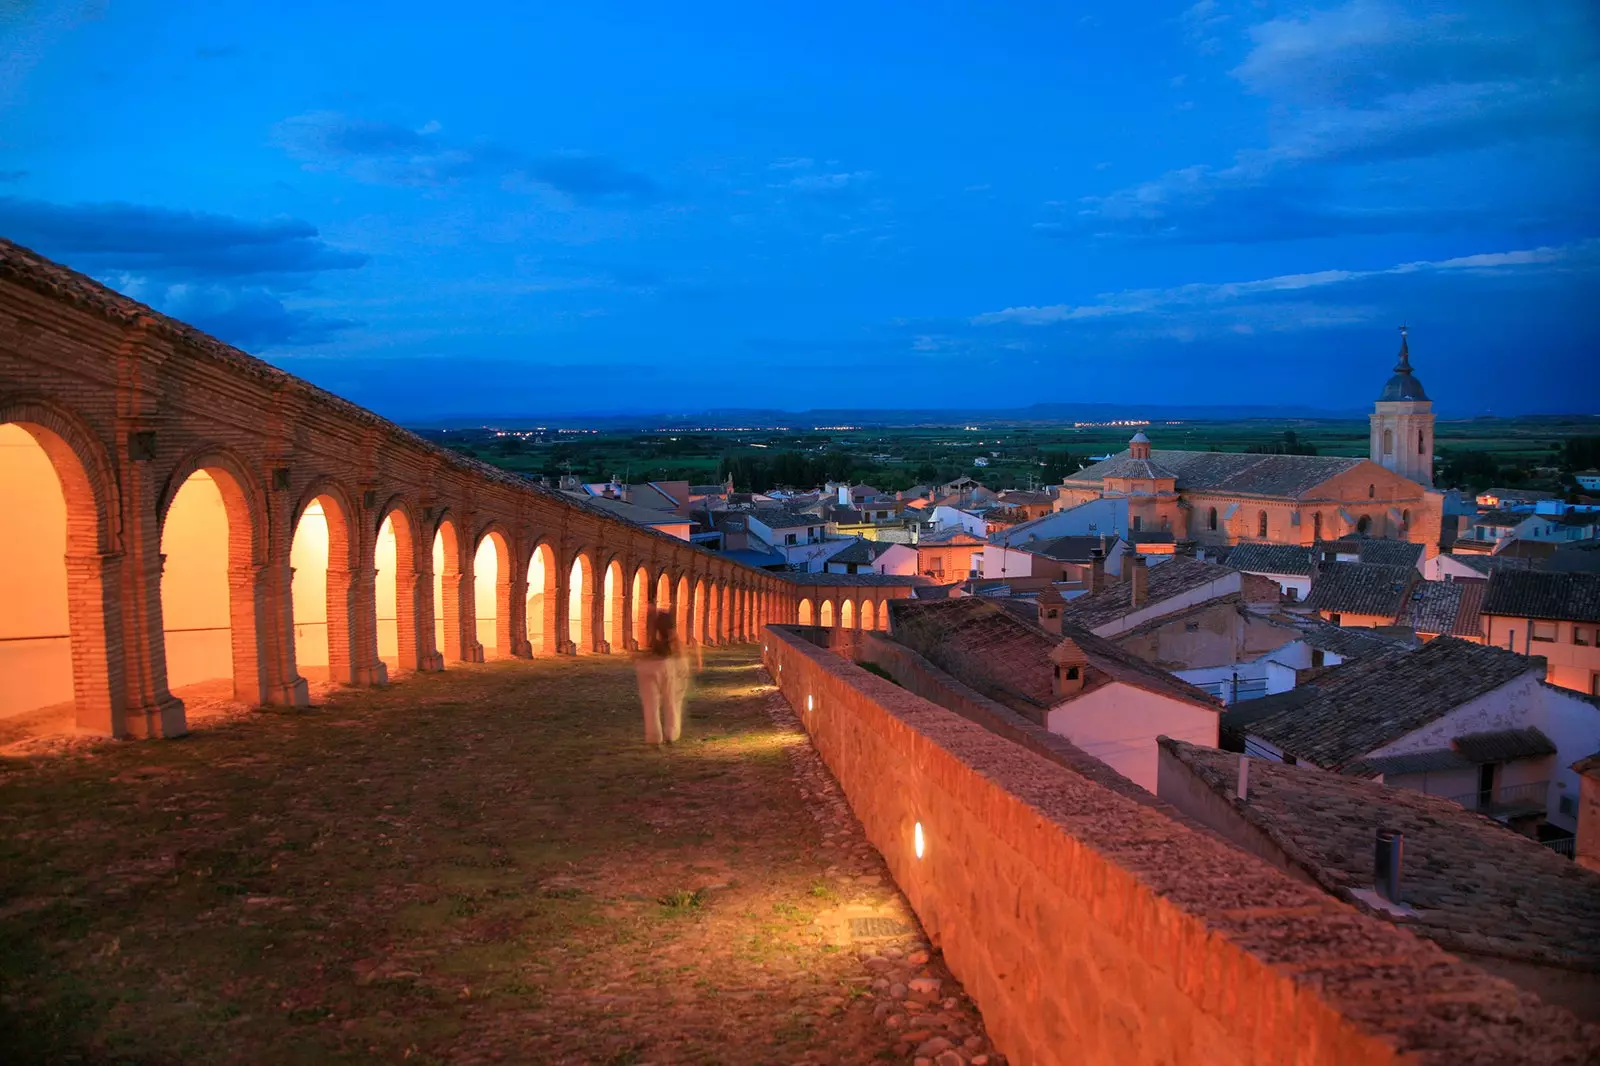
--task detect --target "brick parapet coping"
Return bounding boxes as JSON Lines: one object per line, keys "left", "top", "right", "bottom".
{"left": 760, "top": 624, "right": 1599, "bottom": 1065}
{"left": 0, "top": 236, "right": 912, "bottom": 737}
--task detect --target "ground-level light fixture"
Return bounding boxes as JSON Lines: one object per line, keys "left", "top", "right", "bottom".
{"left": 914, "top": 821, "right": 926, "bottom": 859}
{"left": 806, "top": 694, "right": 814, "bottom": 713}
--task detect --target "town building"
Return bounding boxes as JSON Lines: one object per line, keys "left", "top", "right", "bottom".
{"left": 822, "top": 538, "right": 918, "bottom": 577}
{"left": 1481, "top": 570, "right": 1600, "bottom": 696}
{"left": 982, "top": 533, "right": 1128, "bottom": 583}
{"left": 1055, "top": 335, "right": 1442, "bottom": 553}
{"left": 1221, "top": 637, "right": 1600, "bottom": 841}
{"left": 915, "top": 527, "right": 987, "bottom": 583}
{"left": 887, "top": 597, "right": 1219, "bottom": 791}
{"left": 563, "top": 492, "right": 695, "bottom": 541}
{"left": 1157, "top": 739, "right": 1600, "bottom": 1022}
{"left": 1576, "top": 751, "right": 1600, "bottom": 872}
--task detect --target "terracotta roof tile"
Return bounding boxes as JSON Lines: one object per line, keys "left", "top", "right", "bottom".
{"left": 1059, "top": 557, "right": 1238, "bottom": 630}
{"left": 1396, "top": 579, "right": 1486, "bottom": 637}
{"left": 1482, "top": 569, "right": 1600, "bottom": 624}
{"left": 1303, "top": 561, "right": 1416, "bottom": 617}
{"left": 1065, "top": 449, "right": 1368, "bottom": 499}
{"left": 1224, "top": 543, "right": 1314, "bottom": 576}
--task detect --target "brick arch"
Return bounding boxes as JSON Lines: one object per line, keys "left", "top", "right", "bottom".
{"left": 155, "top": 445, "right": 269, "bottom": 705}
{"left": 860, "top": 598, "right": 876, "bottom": 631}
{"left": 0, "top": 394, "right": 125, "bottom": 733}
{"left": 693, "top": 578, "right": 709, "bottom": 645}
{"left": 373, "top": 495, "right": 432, "bottom": 673}
{"left": 288, "top": 478, "right": 359, "bottom": 685}
{"left": 564, "top": 548, "right": 597, "bottom": 653}
{"left": 819, "top": 598, "right": 835, "bottom": 628}
{"left": 431, "top": 510, "right": 474, "bottom": 662}
{"left": 599, "top": 552, "right": 626, "bottom": 652}
{"left": 841, "top": 598, "right": 855, "bottom": 630}
{"left": 707, "top": 580, "right": 725, "bottom": 645}
{"left": 524, "top": 539, "right": 559, "bottom": 656}
{"left": 630, "top": 563, "right": 652, "bottom": 650}
{"left": 675, "top": 574, "right": 691, "bottom": 641}
{"left": 472, "top": 522, "right": 514, "bottom": 658}
{"left": 877, "top": 597, "right": 890, "bottom": 630}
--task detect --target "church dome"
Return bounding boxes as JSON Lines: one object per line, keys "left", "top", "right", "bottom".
{"left": 1378, "top": 329, "right": 1428, "bottom": 402}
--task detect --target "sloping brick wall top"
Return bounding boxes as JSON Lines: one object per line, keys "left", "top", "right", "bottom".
{"left": 762, "top": 625, "right": 1598, "bottom": 1065}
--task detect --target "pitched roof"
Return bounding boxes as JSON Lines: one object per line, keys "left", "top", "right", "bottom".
{"left": 825, "top": 538, "right": 907, "bottom": 566}
{"left": 565, "top": 493, "right": 690, "bottom": 529}
{"left": 749, "top": 506, "right": 824, "bottom": 530}
{"left": 1028, "top": 535, "right": 1112, "bottom": 563}
{"left": 1547, "top": 539, "right": 1600, "bottom": 574}
{"left": 919, "top": 527, "right": 986, "bottom": 545}
{"left": 1159, "top": 738, "right": 1600, "bottom": 970}
{"left": 888, "top": 597, "right": 1217, "bottom": 711}
{"left": 1064, "top": 449, "right": 1369, "bottom": 499}
{"left": 1303, "top": 561, "right": 1416, "bottom": 617}
{"left": 1481, "top": 568, "right": 1600, "bottom": 623}
{"left": 1295, "top": 620, "right": 1416, "bottom": 659}
{"left": 1451, "top": 726, "right": 1557, "bottom": 764}
{"left": 1451, "top": 553, "right": 1533, "bottom": 575}
{"left": 1059, "top": 557, "right": 1238, "bottom": 631}
{"left": 1324, "top": 534, "right": 1427, "bottom": 569}
{"left": 1095, "top": 456, "right": 1178, "bottom": 481}
{"left": 1224, "top": 543, "right": 1314, "bottom": 576}
{"left": 1224, "top": 637, "right": 1541, "bottom": 771}
{"left": 1395, "top": 579, "right": 1487, "bottom": 637}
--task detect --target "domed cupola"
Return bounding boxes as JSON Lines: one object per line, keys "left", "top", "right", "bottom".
{"left": 1379, "top": 326, "right": 1429, "bottom": 402}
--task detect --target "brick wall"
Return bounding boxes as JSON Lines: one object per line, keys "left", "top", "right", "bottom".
{"left": 761, "top": 624, "right": 1594, "bottom": 1065}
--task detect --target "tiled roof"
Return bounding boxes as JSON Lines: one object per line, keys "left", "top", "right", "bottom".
{"left": 1547, "top": 539, "right": 1600, "bottom": 574}
{"left": 1096, "top": 456, "right": 1178, "bottom": 481}
{"left": 1028, "top": 535, "right": 1111, "bottom": 563}
{"left": 1452, "top": 726, "right": 1557, "bottom": 764}
{"left": 996, "top": 490, "right": 1053, "bottom": 506}
{"left": 1295, "top": 620, "right": 1416, "bottom": 659}
{"left": 1482, "top": 569, "right": 1600, "bottom": 624}
{"left": 1349, "top": 749, "right": 1474, "bottom": 776}
{"left": 1159, "top": 739, "right": 1600, "bottom": 970}
{"left": 1128, "top": 531, "right": 1176, "bottom": 544}
{"left": 565, "top": 493, "right": 689, "bottom": 529}
{"left": 1303, "top": 561, "right": 1416, "bottom": 617}
{"left": 919, "top": 527, "right": 986, "bottom": 545}
{"left": 750, "top": 506, "right": 825, "bottom": 531}
{"left": 1060, "top": 558, "right": 1238, "bottom": 631}
{"left": 825, "top": 538, "right": 905, "bottom": 566}
{"left": 1395, "top": 579, "right": 1486, "bottom": 637}
{"left": 1224, "top": 543, "right": 1314, "bottom": 576}
{"left": 1064, "top": 449, "right": 1368, "bottom": 499}
{"left": 1452, "top": 553, "right": 1533, "bottom": 575}
{"left": 785, "top": 572, "right": 926, "bottom": 587}
{"left": 1324, "top": 534, "right": 1427, "bottom": 569}
{"left": 888, "top": 598, "right": 1217, "bottom": 711}
{"left": 1472, "top": 509, "right": 1528, "bottom": 527}
{"left": 1225, "top": 637, "right": 1541, "bottom": 771}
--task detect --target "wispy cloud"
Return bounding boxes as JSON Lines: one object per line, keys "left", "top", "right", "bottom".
{"left": 1073, "top": 1, "right": 1600, "bottom": 242}
{"left": 274, "top": 111, "right": 659, "bottom": 205}
{"left": 973, "top": 241, "right": 1582, "bottom": 326}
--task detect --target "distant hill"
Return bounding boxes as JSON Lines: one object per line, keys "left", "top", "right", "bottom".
{"left": 407, "top": 401, "right": 1372, "bottom": 430}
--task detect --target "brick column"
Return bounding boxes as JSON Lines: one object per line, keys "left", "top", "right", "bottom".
{"left": 344, "top": 556, "right": 388, "bottom": 686}
{"left": 410, "top": 541, "right": 444, "bottom": 672}
{"left": 507, "top": 564, "right": 532, "bottom": 658}
{"left": 261, "top": 537, "right": 310, "bottom": 706}
{"left": 228, "top": 561, "right": 270, "bottom": 704}
{"left": 63, "top": 552, "right": 132, "bottom": 736}
{"left": 115, "top": 458, "right": 187, "bottom": 737}
{"left": 590, "top": 572, "right": 608, "bottom": 654}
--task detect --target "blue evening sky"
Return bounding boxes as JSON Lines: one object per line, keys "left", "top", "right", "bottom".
{"left": 2, "top": 1, "right": 1595, "bottom": 418}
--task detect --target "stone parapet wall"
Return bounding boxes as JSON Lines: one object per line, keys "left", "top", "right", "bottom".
{"left": 760, "top": 624, "right": 1597, "bottom": 1065}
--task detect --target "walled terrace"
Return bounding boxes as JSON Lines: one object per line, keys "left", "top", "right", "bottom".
{"left": 764, "top": 624, "right": 1600, "bottom": 1065}
{"left": 0, "top": 238, "right": 913, "bottom": 740}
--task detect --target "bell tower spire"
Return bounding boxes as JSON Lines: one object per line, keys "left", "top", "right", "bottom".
{"left": 1369, "top": 326, "right": 1434, "bottom": 488}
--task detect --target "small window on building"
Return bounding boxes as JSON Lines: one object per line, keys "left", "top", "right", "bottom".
{"left": 1356, "top": 515, "right": 1372, "bottom": 535}
{"left": 1257, "top": 511, "right": 1268, "bottom": 538}
{"left": 1132, "top": 516, "right": 1142, "bottom": 532}
{"left": 1208, "top": 506, "right": 1218, "bottom": 531}
{"left": 1286, "top": 586, "right": 1299, "bottom": 602}
{"left": 1185, "top": 622, "right": 1200, "bottom": 632}
{"left": 1560, "top": 794, "right": 1577, "bottom": 818}
{"left": 1312, "top": 649, "right": 1325, "bottom": 669}
{"left": 1593, "top": 673, "right": 1599, "bottom": 698}
{"left": 1047, "top": 608, "right": 1059, "bottom": 618}
{"left": 1531, "top": 621, "right": 1558, "bottom": 643}
{"left": 1329, "top": 613, "right": 1342, "bottom": 626}
{"left": 1418, "top": 429, "right": 1425, "bottom": 454}
{"left": 785, "top": 533, "right": 797, "bottom": 545}
{"left": 1382, "top": 428, "right": 1393, "bottom": 455}
{"left": 1402, "top": 509, "right": 1410, "bottom": 528}
{"left": 1065, "top": 666, "right": 1080, "bottom": 680}
{"left": 1576, "top": 626, "right": 1592, "bottom": 647}
{"left": 1368, "top": 484, "right": 1376, "bottom": 498}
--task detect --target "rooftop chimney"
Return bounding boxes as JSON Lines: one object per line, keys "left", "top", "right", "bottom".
{"left": 1049, "top": 637, "right": 1089, "bottom": 699}
{"left": 838, "top": 483, "right": 851, "bottom": 506}
{"left": 1088, "top": 545, "right": 1106, "bottom": 594}
{"left": 1236, "top": 754, "right": 1250, "bottom": 800}
{"left": 1130, "top": 553, "right": 1148, "bottom": 608}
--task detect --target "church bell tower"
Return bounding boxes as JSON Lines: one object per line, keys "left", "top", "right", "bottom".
{"left": 1369, "top": 326, "right": 1434, "bottom": 488}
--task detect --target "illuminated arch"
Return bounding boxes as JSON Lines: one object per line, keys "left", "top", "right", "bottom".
{"left": 798, "top": 598, "right": 814, "bottom": 626}
{"left": 860, "top": 598, "right": 875, "bottom": 631}
{"left": 374, "top": 498, "right": 423, "bottom": 672}
{"left": 631, "top": 565, "right": 651, "bottom": 650}
{"left": 290, "top": 480, "right": 357, "bottom": 684}
{"left": 157, "top": 450, "right": 266, "bottom": 703}
{"left": 603, "top": 556, "right": 624, "bottom": 652}
{"left": 694, "top": 579, "right": 708, "bottom": 645}
{"left": 473, "top": 524, "right": 512, "bottom": 658}
{"left": 525, "top": 540, "right": 557, "bottom": 656}
{"left": 820, "top": 599, "right": 835, "bottom": 628}
{"left": 567, "top": 551, "right": 596, "bottom": 653}
{"left": 841, "top": 598, "right": 855, "bottom": 630}
{"left": 432, "top": 513, "right": 466, "bottom": 661}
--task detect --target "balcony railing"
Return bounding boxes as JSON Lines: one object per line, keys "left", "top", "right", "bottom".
{"left": 1449, "top": 779, "right": 1550, "bottom": 817}
{"left": 1541, "top": 837, "right": 1577, "bottom": 860}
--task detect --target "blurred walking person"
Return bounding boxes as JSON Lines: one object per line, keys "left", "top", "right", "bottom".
{"left": 637, "top": 609, "right": 687, "bottom": 746}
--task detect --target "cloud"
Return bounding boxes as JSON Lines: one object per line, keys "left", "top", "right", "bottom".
{"left": 1075, "top": 1, "right": 1600, "bottom": 242}
{"left": 274, "top": 111, "right": 657, "bottom": 204}
{"left": 973, "top": 240, "right": 1585, "bottom": 326}
{"left": 0, "top": 197, "right": 368, "bottom": 348}
{"left": 0, "top": 196, "right": 367, "bottom": 278}
{"left": 778, "top": 170, "right": 874, "bottom": 199}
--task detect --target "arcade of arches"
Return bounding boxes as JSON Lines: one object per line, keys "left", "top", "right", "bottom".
{"left": 0, "top": 238, "right": 921, "bottom": 737}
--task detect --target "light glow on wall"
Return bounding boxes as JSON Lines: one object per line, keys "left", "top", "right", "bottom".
{"left": 375, "top": 515, "right": 399, "bottom": 666}
{"left": 914, "top": 821, "right": 926, "bottom": 860}
{"left": 474, "top": 534, "right": 499, "bottom": 654}
{"left": 806, "top": 693, "right": 813, "bottom": 713}
{"left": 0, "top": 422, "right": 72, "bottom": 716}
{"left": 290, "top": 499, "right": 330, "bottom": 672}
{"left": 161, "top": 470, "right": 231, "bottom": 690}
{"left": 568, "top": 557, "right": 586, "bottom": 651}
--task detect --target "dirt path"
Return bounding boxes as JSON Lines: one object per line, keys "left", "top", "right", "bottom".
{"left": 0, "top": 649, "right": 994, "bottom": 1065}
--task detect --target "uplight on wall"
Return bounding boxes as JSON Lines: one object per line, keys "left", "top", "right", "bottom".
{"left": 806, "top": 694, "right": 814, "bottom": 713}
{"left": 914, "top": 821, "right": 926, "bottom": 859}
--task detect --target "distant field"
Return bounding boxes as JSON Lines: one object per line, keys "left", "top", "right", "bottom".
{"left": 419, "top": 415, "right": 1599, "bottom": 496}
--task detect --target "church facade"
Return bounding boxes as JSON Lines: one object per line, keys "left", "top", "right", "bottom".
{"left": 1055, "top": 331, "right": 1442, "bottom": 555}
